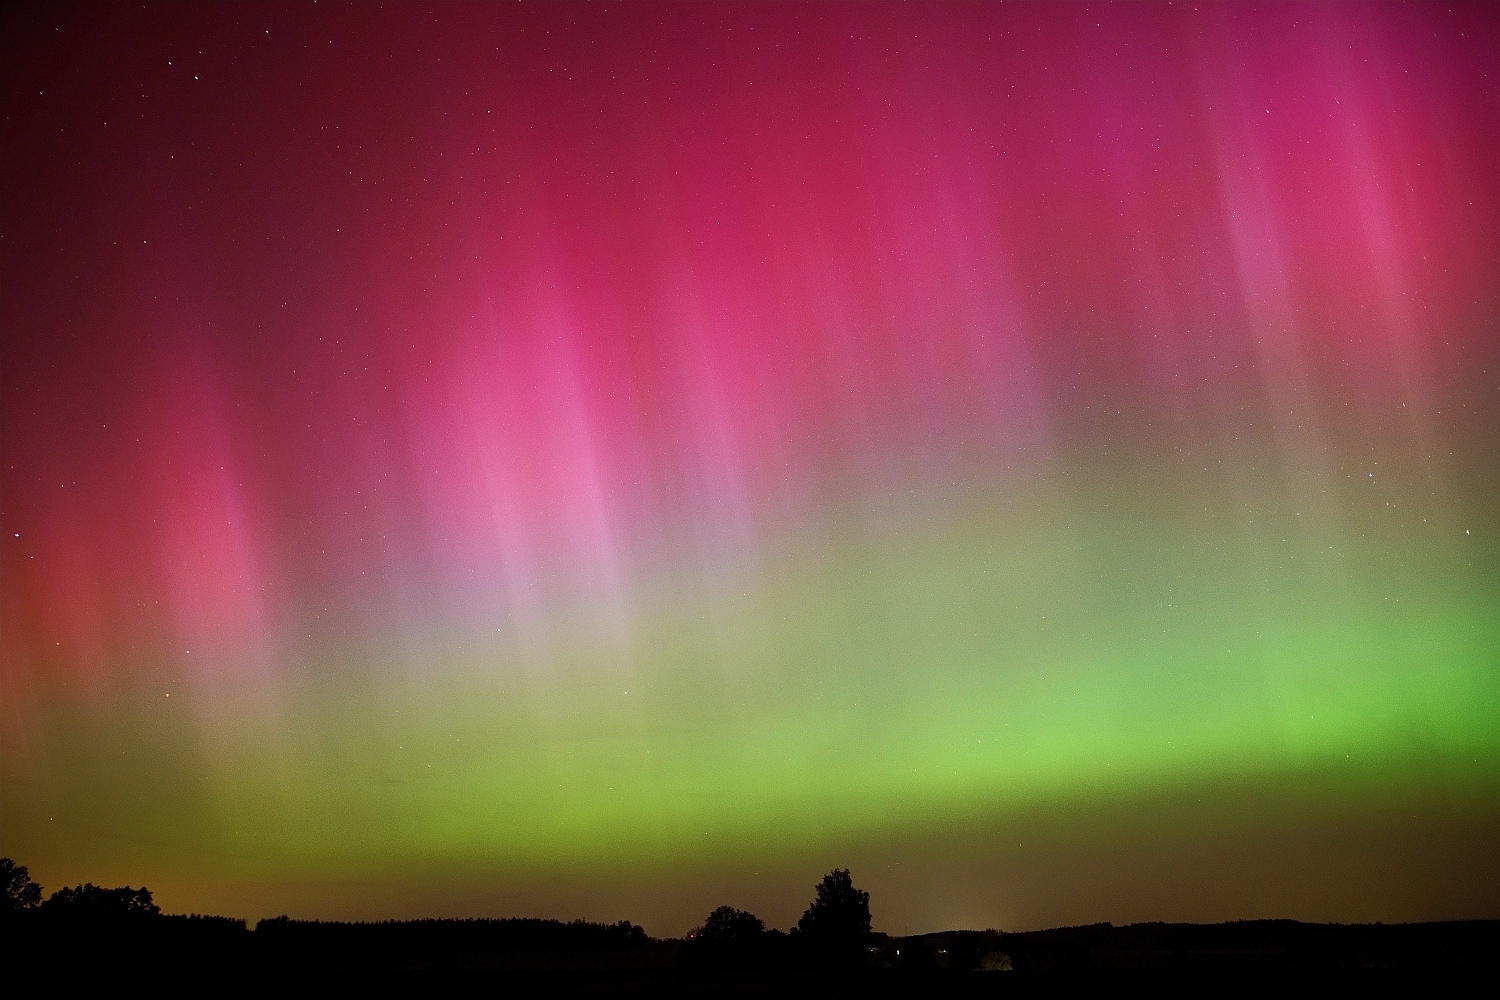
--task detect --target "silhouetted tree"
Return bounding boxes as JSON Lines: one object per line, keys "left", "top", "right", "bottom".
{"left": 696, "top": 905, "right": 764, "bottom": 944}
{"left": 685, "top": 905, "right": 781, "bottom": 968}
{"left": 42, "top": 883, "right": 160, "bottom": 921}
{"left": 797, "top": 869, "right": 871, "bottom": 963}
{"left": 1, "top": 858, "right": 43, "bottom": 912}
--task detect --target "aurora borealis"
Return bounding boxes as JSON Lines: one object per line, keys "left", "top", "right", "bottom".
{"left": 2, "top": 1, "right": 1497, "bottom": 934}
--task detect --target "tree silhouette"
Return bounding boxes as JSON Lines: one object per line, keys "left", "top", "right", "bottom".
{"left": 42, "top": 883, "right": 159, "bottom": 920}
{"left": 1, "top": 858, "right": 43, "bottom": 912}
{"left": 696, "top": 905, "right": 764, "bottom": 943}
{"left": 797, "top": 868, "right": 871, "bottom": 951}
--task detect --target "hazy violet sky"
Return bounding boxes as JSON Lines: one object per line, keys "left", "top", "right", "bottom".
{"left": 2, "top": 2, "right": 1497, "bottom": 934}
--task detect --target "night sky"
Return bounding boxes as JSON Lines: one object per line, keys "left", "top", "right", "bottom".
{"left": 2, "top": 2, "right": 1498, "bottom": 934}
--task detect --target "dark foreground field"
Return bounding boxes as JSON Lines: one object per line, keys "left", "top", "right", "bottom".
{"left": 4, "top": 914, "right": 1495, "bottom": 991}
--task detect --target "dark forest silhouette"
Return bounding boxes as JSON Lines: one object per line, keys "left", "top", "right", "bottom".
{"left": 1, "top": 858, "right": 42, "bottom": 910}
{"left": 3, "top": 856, "right": 1496, "bottom": 981}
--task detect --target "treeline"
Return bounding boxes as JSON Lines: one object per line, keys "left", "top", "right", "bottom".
{"left": 898, "top": 920, "right": 1500, "bottom": 972}
{"left": 2, "top": 857, "right": 655, "bottom": 971}
{"left": 251, "top": 914, "right": 653, "bottom": 968}
{"left": 5, "top": 858, "right": 1497, "bottom": 975}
